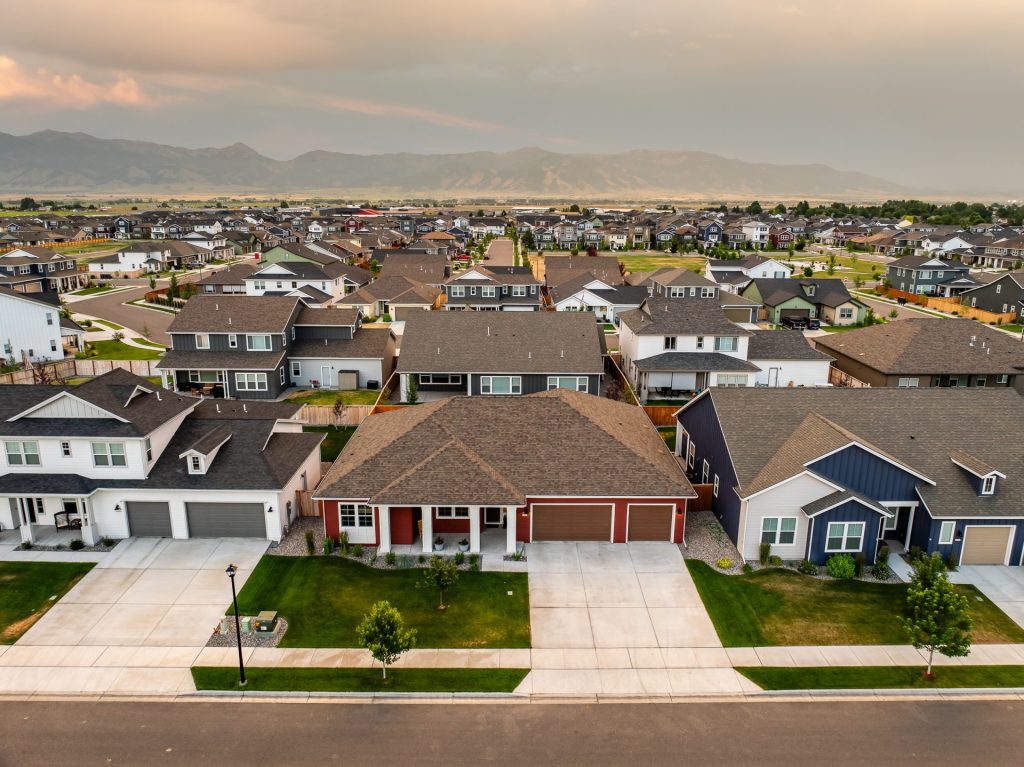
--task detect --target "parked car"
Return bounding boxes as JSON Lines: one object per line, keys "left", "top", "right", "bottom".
{"left": 780, "top": 316, "right": 808, "bottom": 330}
{"left": 807, "top": 318, "right": 821, "bottom": 330}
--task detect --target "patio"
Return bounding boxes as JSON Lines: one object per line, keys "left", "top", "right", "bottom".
{"left": 392, "top": 529, "right": 525, "bottom": 571}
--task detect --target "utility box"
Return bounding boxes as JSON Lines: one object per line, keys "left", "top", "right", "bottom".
{"left": 254, "top": 611, "right": 278, "bottom": 633}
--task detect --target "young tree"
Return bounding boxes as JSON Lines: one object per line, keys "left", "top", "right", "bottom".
{"left": 356, "top": 601, "right": 416, "bottom": 680}
{"left": 405, "top": 374, "right": 419, "bottom": 405}
{"left": 148, "top": 275, "right": 157, "bottom": 290}
{"left": 168, "top": 272, "right": 179, "bottom": 299}
{"left": 802, "top": 266, "right": 814, "bottom": 278}
{"left": 422, "top": 555, "right": 459, "bottom": 609}
{"left": 902, "top": 553, "right": 972, "bottom": 678}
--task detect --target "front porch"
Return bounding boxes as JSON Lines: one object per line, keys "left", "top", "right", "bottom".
{"left": 392, "top": 528, "right": 522, "bottom": 560}
{"left": 378, "top": 504, "right": 522, "bottom": 556}
{"left": 2, "top": 495, "right": 101, "bottom": 546}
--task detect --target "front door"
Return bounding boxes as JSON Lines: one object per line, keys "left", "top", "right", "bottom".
{"left": 18, "top": 497, "right": 41, "bottom": 525}
{"left": 483, "top": 507, "right": 504, "bottom": 527}
{"left": 321, "top": 366, "right": 333, "bottom": 389}
{"left": 767, "top": 367, "right": 780, "bottom": 387}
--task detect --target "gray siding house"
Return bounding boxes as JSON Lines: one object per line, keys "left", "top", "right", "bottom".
{"left": 886, "top": 255, "right": 970, "bottom": 296}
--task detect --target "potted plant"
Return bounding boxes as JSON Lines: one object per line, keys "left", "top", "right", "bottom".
{"left": 433, "top": 535, "right": 444, "bottom": 552}
{"left": 458, "top": 538, "right": 470, "bottom": 553}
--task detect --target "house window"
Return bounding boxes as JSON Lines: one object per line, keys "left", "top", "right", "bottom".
{"left": 436, "top": 506, "right": 470, "bottom": 518}
{"left": 701, "top": 459, "right": 709, "bottom": 484}
{"left": 688, "top": 287, "right": 697, "bottom": 297}
{"left": 195, "top": 333, "right": 210, "bottom": 349}
{"left": 247, "top": 335, "right": 272, "bottom": 351}
{"left": 254, "top": 280, "right": 266, "bottom": 291}
{"left": 482, "top": 286, "right": 496, "bottom": 298}
{"left": 419, "top": 373, "right": 463, "bottom": 385}
{"left": 547, "top": 376, "right": 588, "bottom": 392}
{"left": 838, "top": 308, "right": 854, "bottom": 319}
{"left": 664, "top": 336, "right": 677, "bottom": 350}
{"left": 189, "top": 371, "right": 224, "bottom": 383}
{"left": 713, "top": 474, "right": 719, "bottom": 497}
{"left": 825, "top": 522, "right": 865, "bottom": 553}
{"left": 512, "top": 285, "right": 527, "bottom": 297}
{"left": 938, "top": 521, "right": 956, "bottom": 545}
{"left": 145, "top": 437, "right": 152, "bottom": 462}
{"left": 761, "top": 517, "right": 798, "bottom": 546}
{"left": 897, "top": 377, "right": 919, "bottom": 388}
{"left": 189, "top": 455, "right": 203, "bottom": 473}
{"left": 449, "top": 285, "right": 465, "bottom": 297}
{"left": 291, "top": 361, "right": 301, "bottom": 378}
{"left": 714, "top": 337, "right": 738, "bottom": 352}
{"left": 669, "top": 287, "right": 685, "bottom": 297}
{"left": 717, "top": 374, "right": 748, "bottom": 387}
{"left": 480, "top": 376, "right": 521, "bottom": 395}
{"left": 687, "top": 440, "right": 695, "bottom": 469}
{"left": 61, "top": 441, "right": 71, "bottom": 457}
{"left": 997, "top": 374, "right": 1009, "bottom": 384}
{"left": 469, "top": 286, "right": 477, "bottom": 296}
{"left": 982, "top": 476, "right": 997, "bottom": 495}
{"left": 5, "top": 440, "right": 40, "bottom": 466}
{"left": 50, "top": 340, "right": 57, "bottom": 352}
{"left": 91, "top": 442, "right": 126, "bottom": 467}
{"left": 46, "top": 312, "right": 54, "bottom": 325}
{"left": 228, "top": 334, "right": 237, "bottom": 349}
{"left": 339, "top": 504, "right": 374, "bottom": 527}
{"left": 701, "top": 288, "right": 715, "bottom": 298}
{"left": 279, "top": 366, "right": 286, "bottom": 385}
{"left": 975, "top": 377, "right": 987, "bottom": 388}
{"left": 235, "top": 372, "right": 268, "bottom": 391}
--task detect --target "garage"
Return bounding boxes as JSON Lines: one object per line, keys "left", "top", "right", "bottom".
{"left": 780, "top": 308, "right": 810, "bottom": 320}
{"left": 185, "top": 502, "right": 267, "bottom": 538}
{"left": 961, "top": 526, "right": 1013, "bottom": 565}
{"left": 627, "top": 504, "right": 674, "bottom": 541}
{"left": 126, "top": 501, "right": 173, "bottom": 537}
{"left": 532, "top": 504, "right": 612, "bottom": 541}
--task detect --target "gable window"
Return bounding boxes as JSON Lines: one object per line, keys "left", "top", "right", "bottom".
{"left": 235, "top": 372, "right": 268, "bottom": 391}
{"left": 695, "top": 336, "right": 704, "bottom": 349}
{"left": 145, "top": 437, "right": 152, "bottom": 462}
{"left": 450, "top": 285, "right": 465, "bottom": 297}
{"left": 436, "top": 506, "right": 470, "bottom": 518}
{"left": 825, "top": 521, "right": 864, "bottom": 553}
{"left": 339, "top": 504, "right": 374, "bottom": 527}
{"left": 91, "top": 442, "right": 126, "bottom": 467}
{"left": 663, "top": 336, "right": 677, "bottom": 350}
{"left": 761, "top": 517, "right": 797, "bottom": 546}
{"left": 480, "top": 376, "right": 521, "bottom": 395}
{"left": 247, "top": 335, "right": 272, "bottom": 351}
{"left": 228, "top": 334, "right": 237, "bottom": 349}
{"left": 195, "top": 333, "right": 210, "bottom": 349}
{"left": 938, "top": 520, "right": 956, "bottom": 545}
{"left": 714, "top": 336, "right": 738, "bottom": 352}
{"left": 5, "top": 440, "right": 40, "bottom": 466}
{"left": 512, "top": 285, "right": 527, "bottom": 297}
{"left": 982, "top": 476, "right": 997, "bottom": 495}
{"left": 291, "top": 361, "right": 301, "bottom": 378}
{"left": 547, "top": 376, "right": 588, "bottom": 392}
{"left": 61, "top": 441, "right": 71, "bottom": 457}
{"left": 189, "top": 455, "right": 203, "bottom": 474}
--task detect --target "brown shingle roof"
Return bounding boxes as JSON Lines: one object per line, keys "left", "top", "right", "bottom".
{"left": 167, "top": 296, "right": 300, "bottom": 333}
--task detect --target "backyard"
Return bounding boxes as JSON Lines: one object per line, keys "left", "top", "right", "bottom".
{"left": 230, "top": 555, "right": 531, "bottom": 649}
{"left": 616, "top": 253, "right": 706, "bottom": 274}
{"left": 302, "top": 425, "right": 355, "bottom": 461}
{"left": 686, "top": 560, "right": 1024, "bottom": 647}
{"left": 0, "top": 562, "right": 95, "bottom": 643}
{"left": 79, "top": 340, "right": 162, "bottom": 360}
{"left": 287, "top": 389, "right": 380, "bottom": 406}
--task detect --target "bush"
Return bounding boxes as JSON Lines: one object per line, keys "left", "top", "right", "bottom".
{"left": 369, "top": 551, "right": 377, "bottom": 564}
{"left": 305, "top": 529, "right": 316, "bottom": 556}
{"left": 759, "top": 542, "right": 771, "bottom": 566}
{"left": 877, "top": 544, "right": 890, "bottom": 566}
{"left": 19, "top": 542, "right": 32, "bottom": 550}
{"left": 469, "top": 553, "right": 479, "bottom": 567}
{"left": 854, "top": 552, "right": 866, "bottom": 577}
{"left": 826, "top": 554, "right": 856, "bottom": 579}
{"left": 945, "top": 552, "right": 958, "bottom": 572}
{"left": 352, "top": 544, "right": 363, "bottom": 558}
{"left": 715, "top": 557, "right": 733, "bottom": 570}
{"left": 69, "top": 539, "right": 85, "bottom": 551}
{"left": 418, "top": 554, "right": 426, "bottom": 564}
{"left": 908, "top": 546, "right": 924, "bottom": 564}
{"left": 797, "top": 559, "right": 818, "bottom": 575}
{"left": 384, "top": 551, "right": 396, "bottom": 566}
{"left": 453, "top": 551, "right": 465, "bottom": 566}
{"left": 872, "top": 561, "right": 891, "bottom": 580}
{"left": 742, "top": 562, "right": 754, "bottom": 574}
{"left": 322, "top": 536, "right": 334, "bottom": 555}
{"left": 767, "top": 554, "right": 783, "bottom": 567}
{"left": 101, "top": 537, "right": 115, "bottom": 547}
{"left": 339, "top": 530, "right": 349, "bottom": 555}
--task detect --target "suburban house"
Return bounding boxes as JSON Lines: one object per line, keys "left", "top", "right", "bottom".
{"left": 197, "top": 262, "right": 259, "bottom": 294}
{"left": 440, "top": 265, "right": 543, "bottom": 311}
{"left": 543, "top": 255, "right": 622, "bottom": 291}
{"left": 548, "top": 273, "right": 649, "bottom": 323}
{"left": 0, "top": 287, "right": 85, "bottom": 363}
{"left": 676, "top": 387, "right": 1024, "bottom": 566}
{"left": 741, "top": 278, "right": 868, "bottom": 326}
{"left": 0, "top": 369, "right": 323, "bottom": 544}
{"left": 287, "top": 307, "right": 396, "bottom": 391}
{"left": 886, "top": 255, "right": 972, "bottom": 296}
{"left": 0, "top": 247, "right": 87, "bottom": 294}
{"left": 243, "top": 260, "right": 371, "bottom": 303}
{"left": 705, "top": 254, "right": 793, "bottom": 293}
{"left": 813, "top": 318, "right": 1024, "bottom": 389}
{"left": 959, "top": 271, "right": 1024, "bottom": 319}
{"left": 338, "top": 275, "right": 442, "bottom": 320}
{"left": 314, "top": 390, "right": 695, "bottom": 553}
{"left": 396, "top": 311, "right": 605, "bottom": 402}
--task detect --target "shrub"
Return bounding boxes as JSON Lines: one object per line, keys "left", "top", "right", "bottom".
{"left": 453, "top": 551, "right": 465, "bottom": 566}
{"left": 418, "top": 554, "right": 426, "bottom": 564}
{"left": 767, "top": 554, "right": 783, "bottom": 567}
{"left": 470, "top": 561, "right": 480, "bottom": 572}
{"left": 338, "top": 531, "right": 349, "bottom": 555}
{"left": 322, "top": 536, "right": 334, "bottom": 555}
{"left": 101, "top": 537, "right": 115, "bottom": 547}
{"left": 304, "top": 529, "right": 316, "bottom": 556}
{"left": 872, "top": 561, "right": 891, "bottom": 580}
{"left": 352, "top": 544, "right": 363, "bottom": 558}
{"left": 715, "top": 557, "right": 734, "bottom": 570}
{"left": 369, "top": 551, "right": 377, "bottom": 564}
{"left": 826, "top": 553, "right": 856, "bottom": 580}
{"left": 908, "top": 546, "right": 924, "bottom": 564}
{"left": 854, "top": 552, "right": 866, "bottom": 577}
{"left": 19, "top": 541, "right": 32, "bottom": 550}
{"left": 759, "top": 542, "right": 771, "bottom": 566}
{"left": 945, "top": 552, "right": 958, "bottom": 572}
{"left": 384, "top": 551, "right": 396, "bottom": 566}
{"left": 797, "top": 559, "right": 818, "bottom": 576}
{"left": 469, "top": 553, "right": 479, "bottom": 567}
{"left": 877, "top": 544, "right": 890, "bottom": 566}
{"left": 742, "top": 563, "right": 754, "bottom": 574}
{"left": 69, "top": 539, "right": 85, "bottom": 551}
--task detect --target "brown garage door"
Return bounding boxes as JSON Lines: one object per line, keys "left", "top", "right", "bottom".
{"left": 780, "top": 308, "right": 810, "bottom": 319}
{"left": 532, "top": 504, "right": 612, "bottom": 541}
{"left": 628, "top": 504, "right": 674, "bottom": 541}
{"left": 961, "top": 526, "right": 1012, "bottom": 565}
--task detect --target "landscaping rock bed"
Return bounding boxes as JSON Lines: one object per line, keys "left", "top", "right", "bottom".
{"left": 16, "top": 540, "right": 117, "bottom": 554}
{"left": 206, "top": 616, "right": 288, "bottom": 649}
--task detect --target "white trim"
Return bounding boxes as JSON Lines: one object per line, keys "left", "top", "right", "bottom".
{"left": 938, "top": 520, "right": 955, "bottom": 546}
{"left": 805, "top": 441, "right": 935, "bottom": 486}
{"left": 959, "top": 525, "right": 1015, "bottom": 567}
{"left": 805, "top": 495, "right": 893, "bottom": 519}
{"left": 742, "top": 470, "right": 844, "bottom": 502}
{"left": 950, "top": 457, "right": 1006, "bottom": 480}
{"left": 626, "top": 502, "right": 675, "bottom": 543}
{"left": 5, "top": 391, "right": 130, "bottom": 423}
{"left": 824, "top": 520, "right": 866, "bottom": 553}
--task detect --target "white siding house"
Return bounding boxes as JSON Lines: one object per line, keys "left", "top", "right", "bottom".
{"left": 0, "top": 289, "right": 66, "bottom": 363}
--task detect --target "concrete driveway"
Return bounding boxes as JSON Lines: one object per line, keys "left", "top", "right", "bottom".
{"left": 952, "top": 566, "right": 1024, "bottom": 629}
{"left": 17, "top": 537, "right": 267, "bottom": 648}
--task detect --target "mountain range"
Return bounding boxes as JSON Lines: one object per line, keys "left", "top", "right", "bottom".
{"left": 0, "top": 130, "right": 908, "bottom": 199}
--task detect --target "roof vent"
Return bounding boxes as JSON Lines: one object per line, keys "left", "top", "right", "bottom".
{"left": 528, "top": 351, "right": 532, "bottom": 359}
{"left": 437, "top": 346, "right": 441, "bottom": 354}
{"left": 561, "top": 349, "right": 565, "bottom": 357}
{"left": 243, "top": 403, "right": 248, "bottom": 413}
{"left": 970, "top": 335, "right": 976, "bottom": 346}
{"left": 155, "top": 391, "right": 161, "bottom": 401}
{"left": 215, "top": 303, "right": 219, "bottom": 311}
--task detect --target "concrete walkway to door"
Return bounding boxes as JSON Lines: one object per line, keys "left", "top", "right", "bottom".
{"left": 522, "top": 542, "right": 757, "bottom": 696}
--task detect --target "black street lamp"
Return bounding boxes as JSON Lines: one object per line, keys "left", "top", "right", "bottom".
{"left": 226, "top": 564, "right": 246, "bottom": 686}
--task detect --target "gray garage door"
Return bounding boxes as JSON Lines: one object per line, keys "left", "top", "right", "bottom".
{"left": 126, "top": 501, "right": 173, "bottom": 537}
{"left": 185, "top": 502, "right": 267, "bottom": 538}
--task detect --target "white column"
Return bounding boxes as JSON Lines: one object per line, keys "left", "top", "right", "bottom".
{"left": 505, "top": 506, "right": 517, "bottom": 554}
{"left": 80, "top": 498, "right": 99, "bottom": 546}
{"left": 469, "top": 506, "right": 481, "bottom": 554}
{"left": 399, "top": 374, "right": 409, "bottom": 403}
{"left": 421, "top": 506, "right": 433, "bottom": 554}
{"left": 377, "top": 506, "right": 391, "bottom": 553}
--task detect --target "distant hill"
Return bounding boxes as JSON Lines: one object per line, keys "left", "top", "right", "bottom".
{"left": 0, "top": 130, "right": 908, "bottom": 199}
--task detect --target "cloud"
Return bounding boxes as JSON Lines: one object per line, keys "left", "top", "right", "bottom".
{"left": 0, "top": 56, "right": 155, "bottom": 108}
{"left": 323, "top": 96, "right": 504, "bottom": 132}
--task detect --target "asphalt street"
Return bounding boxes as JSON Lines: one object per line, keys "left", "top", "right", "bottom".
{"left": 0, "top": 699, "right": 1020, "bottom": 766}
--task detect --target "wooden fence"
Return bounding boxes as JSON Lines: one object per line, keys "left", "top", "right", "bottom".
{"left": 0, "top": 358, "right": 160, "bottom": 385}
{"left": 296, "top": 404, "right": 373, "bottom": 427}
{"left": 642, "top": 405, "right": 680, "bottom": 426}
{"left": 828, "top": 366, "right": 870, "bottom": 388}
{"left": 690, "top": 484, "right": 715, "bottom": 512}
{"left": 0, "top": 237, "right": 112, "bottom": 256}
{"left": 880, "top": 288, "right": 1016, "bottom": 325}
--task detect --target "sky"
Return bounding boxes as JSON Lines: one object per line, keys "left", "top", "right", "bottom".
{"left": 0, "top": 0, "right": 1021, "bottom": 193}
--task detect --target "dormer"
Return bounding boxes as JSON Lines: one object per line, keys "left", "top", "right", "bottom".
{"left": 178, "top": 425, "right": 232, "bottom": 476}
{"left": 949, "top": 450, "right": 1004, "bottom": 497}
{"left": 803, "top": 283, "right": 817, "bottom": 298}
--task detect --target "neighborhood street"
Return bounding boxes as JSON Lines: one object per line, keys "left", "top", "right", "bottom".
{"left": 485, "top": 236, "right": 515, "bottom": 266}
{"left": 1, "top": 699, "right": 1021, "bottom": 766}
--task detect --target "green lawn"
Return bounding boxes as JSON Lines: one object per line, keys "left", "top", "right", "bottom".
{"left": 131, "top": 338, "right": 167, "bottom": 349}
{"left": 998, "top": 324, "right": 1023, "bottom": 334}
{"left": 71, "top": 284, "right": 116, "bottom": 296}
{"left": 657, "top": 426, "right": 676, "bottom": 450}
{"left": 191, "top": 667, "right": 528, "bottom": 693}
{"left": 230, "top": 555, "right": 530, "bottom": 649}
{"left": 288, "top": 390, "right": 379, "bottom": 406}
{"left": 738, "top": 666, "right": 1024, "bottom": 691}
{"left": 686, "top": 560, "right": 1024, "bottom": 647}
{"left": 616, "top": 254, "right": 706, "bottom": 274}
{"left": 0, "top": 562, "right": 95, "bottom": 643}
{"left": 81, "top": 340, "right": 162, "bottom": 360}
{"left": 302, "top": 425, "right": 355, "bottom": 461}
{"left": 90, "top": 318, "right": 124, "bottom": 331}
